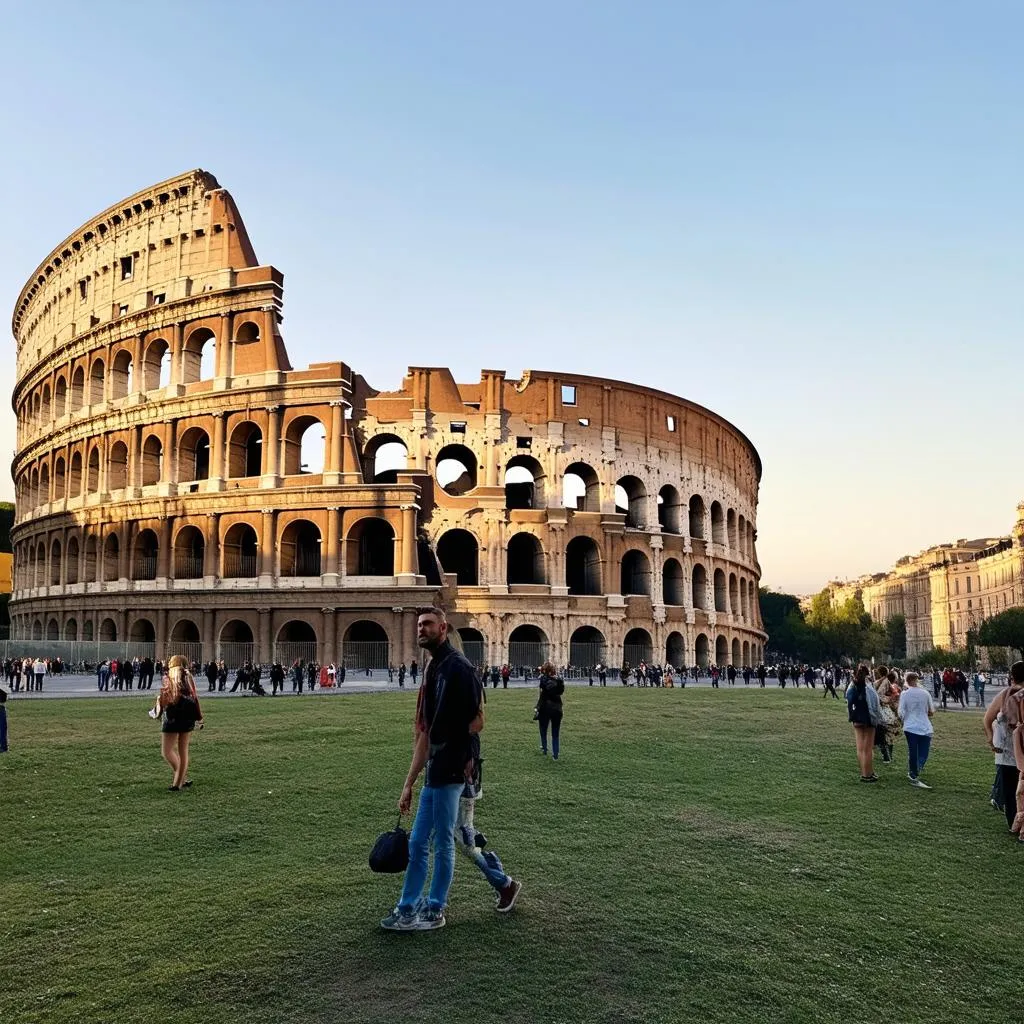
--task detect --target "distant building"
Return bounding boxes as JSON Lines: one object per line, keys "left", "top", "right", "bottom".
{"left": 828, "top": 506, "right": 1024, "bottom": 657}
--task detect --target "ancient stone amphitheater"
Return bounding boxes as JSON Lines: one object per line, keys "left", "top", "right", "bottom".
{"left": 10, "top": 169, "right": 765, "bottom": 672}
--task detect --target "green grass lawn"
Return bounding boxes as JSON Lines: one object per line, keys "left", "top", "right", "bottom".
{"left": 0, "top": 688, "right": 1016, "bottom": 1024}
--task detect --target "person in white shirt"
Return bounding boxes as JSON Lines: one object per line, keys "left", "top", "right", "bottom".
{"left": 898, "top": 672, "right": 934, "bottom": 789}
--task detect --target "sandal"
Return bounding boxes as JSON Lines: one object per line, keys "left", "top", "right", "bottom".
{"left": 168, "top": 786, "right": 180, "bottom": 792}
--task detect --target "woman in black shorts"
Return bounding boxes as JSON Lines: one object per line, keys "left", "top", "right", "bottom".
{"left": 153, "top": 654, "right": 204, "bottom": 791}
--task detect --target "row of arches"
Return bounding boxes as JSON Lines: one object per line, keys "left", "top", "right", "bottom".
{"left": 18, "top": 322, "right": 265, "bottom": 436}
{"left": 16, "top": 417, "right": 326, "bottom": 514}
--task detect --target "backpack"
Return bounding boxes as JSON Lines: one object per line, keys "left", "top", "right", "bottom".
{"left": 369, "top": 817, "right": 409, "bottom": 874}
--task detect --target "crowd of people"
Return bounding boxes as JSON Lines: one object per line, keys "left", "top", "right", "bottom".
{"left": 4, "top": 656, "right": 64, "bottom": 691}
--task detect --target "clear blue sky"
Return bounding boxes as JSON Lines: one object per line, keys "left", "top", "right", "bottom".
{"left": 1, "top": 1, "right": 1020, "bottom": 593}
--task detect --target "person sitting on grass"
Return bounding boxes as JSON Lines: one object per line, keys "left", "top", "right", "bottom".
{"left": 898, "top": 672, "right": 934, "bottom": 789}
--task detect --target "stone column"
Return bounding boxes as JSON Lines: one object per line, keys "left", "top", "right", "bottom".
{"left": 117, "top": 524, "right": 130, "bottom": 581}
{"left": 650, "top": 535, "right": 664, "bottom": 608}
{"left": 397, "top": 505, "right": 417, "bottom": 580}
{"left": 549, "top": 525, "right": 567, "bottom": 594}
{"left": 157, "top": 607, "right": 169, "bottom": 662}
{"left": 258, "top": 509, "right": 276, "bottom": 586}
{"left": 202, "top": 608, "right": 215, "bottom": 660}
{"left": 258, "top": 607, "right": 272, "bottom": 663}
{"left": 216, "top": 312, "right": 232, "bottom": 382}
{"left": 209, "top": 412, "right": 226, "bottom": 490}
{"left": 164, "top": 419, "right": 178, "bottom": 492}
{"left": 323, "top": 507, "right": 340, "bottom": 585}
{"left": 322, "top": 608, "right": 337, "bottom": 666}
{"left": 130, "top": 425, "right": 143, "bottom": 492}
{"left": 132, "top": 336, "right": 144, "bottom": 394}
{"left": 170, "top": 322, "right": 185, "bottom": 389}
{"left": 157, "top": 517, "right": 173, "bottom": 583}
{"left": 324, "top": 401, "right": 344, "bottom": 485}
{"left": 204, "top": 513, "right": 220, "bottom": 583}
{"left": 262, "top": 406, "right": 281, "bottom": 487}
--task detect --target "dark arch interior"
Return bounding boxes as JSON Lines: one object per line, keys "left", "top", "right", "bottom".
{"left": 507, "top": 533, "right": 545, "bottom": 585}
{"left": 437, "top": 529, "right": 478, "bottom": 586}
{"left": 566, "top": 536, "right": 602, "bottom": 595}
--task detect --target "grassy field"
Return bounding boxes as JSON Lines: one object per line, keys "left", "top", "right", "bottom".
{"left": 0, "top": 687, "right": 1016, "bottom": 1024}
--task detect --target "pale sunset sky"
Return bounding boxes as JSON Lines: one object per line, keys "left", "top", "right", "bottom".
{"left": 0, "top": 2, "right": 1019, "bottom": 594}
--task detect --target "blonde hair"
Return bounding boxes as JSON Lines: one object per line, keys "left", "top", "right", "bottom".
{"left": 164, "top": 654, "right": 193, "bottom": 703}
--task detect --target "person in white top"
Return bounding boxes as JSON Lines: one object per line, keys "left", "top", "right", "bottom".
{"left": 33, "top": 658, "right": 46, "bottom": 692}
{"left": 897, "top": 672, "right": 934, "bottom": 789}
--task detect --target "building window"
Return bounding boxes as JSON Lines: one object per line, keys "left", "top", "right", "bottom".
{"left": 966, "top": 577, "right": 971, "bottom": 593}
{"left": 561, "top": 385, "right": 576, "bottom": 406}
{"left": 118, "top": 304, "right": 129, "bottom": 317}
{"left": 516, "top": 436, "right": 532, "bottom": 449}
{"left": 450, "top": 421, "right": 467, "bottom": 434}
{"left": 119, "top": 256, "right": 133, "bottom": 281}
{"left": 79, "top": 279, "right": 88, "bottom": 302}
{"left": 578, "top": 417, "right": 590, "bottom": 426}
{"left": 666, "top": 415, "right": 676, "bottom": 432}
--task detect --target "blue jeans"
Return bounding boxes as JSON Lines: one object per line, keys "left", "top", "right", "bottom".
{"left": 456, "top": 796, "right": 510, "bottom": 891}
{"left": 906, "top": 731, "right": 931, "bottom": 778}
{"left": 539, "top": 711, "right": 561, "bottom": 757}
{"left": 398, "top": 782, "right": 463, "bottom": 913}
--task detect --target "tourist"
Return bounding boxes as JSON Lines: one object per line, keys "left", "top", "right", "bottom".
{"left": 536, "top": 661, "right": 565, "bottom": 759}
{"left": 33, "top": 657, "right": 46, "bottom": 692}
{"left": 0, "top": 680, "right": 8, "bottom": 752}
{"left": 973, "top": 670, "right": 987, "bottom": 708}
{"left": 822, "top": 667, "right": 839, "bottom": 700}
{"left": 873, "top": 666, "right": 902, "bottom": 765}
{"left": 757, "top": 664, "right": 767, "bottom": 688}
{"left": 327, "top": 662, "right": 337, "bottom": 687}
{"left": 898, "top": 672, "right": 934, "bottom": 788}
{"left": 983, "top": 661, "right": 1024, "bottom": 833}
{"left": 597, "top": 662, "right": 607, "bottom": 686}
{"left": 380, "top": 607, "right": 482, "bottom": 932}
{"left": 270, "top": 662, "right": 285, "bottom": 695}
{"left": 409, "top": 660, "right": 418, "bottom": 686}
{"left": 152, "top": 654, "right": 203, "bottom": 791}
{"left": 398, "top": 663, "right": 407, "bottom": 688}
{"left": 846, "top": 664, "right": 881, "bottom": 782}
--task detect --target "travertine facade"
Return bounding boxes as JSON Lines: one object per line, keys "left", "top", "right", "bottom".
{"left": 9, "top": 170, "right": 766, "bottom": 670}
{"left": 829, "top": 507, "right": 1024, "bottom": 657}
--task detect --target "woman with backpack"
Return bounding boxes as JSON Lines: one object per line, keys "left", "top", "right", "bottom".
{"left": 152, "top": 654, "right": 204, "bottom": 791}
{"left": 536, "top": 661, "right": 565, "bottom": 760}
{"left": 846, "top": 664, "right": 881, "bottom": 783}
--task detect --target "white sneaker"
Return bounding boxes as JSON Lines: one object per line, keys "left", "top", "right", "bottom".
{"left": 910, "top": 778, "right": 931, "bottom": 789}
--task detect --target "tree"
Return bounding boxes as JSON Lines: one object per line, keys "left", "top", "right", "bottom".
{"left": 885, "top": 614, "right": 907, "bottom": 660}
{"left": 978, "top": 609, "right": 1024, "bottom": 653}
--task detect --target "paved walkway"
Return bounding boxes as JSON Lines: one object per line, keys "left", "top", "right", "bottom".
{"left": 2, "top": 670, "right": 1000, "bottom": 712}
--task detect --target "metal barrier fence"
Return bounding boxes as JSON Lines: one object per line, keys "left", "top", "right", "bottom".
{"left": 623, "top": 643, "right": 653, "bottom": 667}
{"left": 218, "top": 642, "right": 256, "bottom": 668}
{"left": 166, "top": 641, "right": 204, "bottom": 666}
{"left": 341, "top": 642, "right": 391, "bottom": 670}
{"left": 460, "top": 642, "right": 486, "bottom": 667}
{"left": 568, "top": 642, "right": 607, "bottom": 671}
{"left": 274, "top": 642, "right": 319, "bottom": 667}
{"left": 0, "top": 639, "right": 158, "bottom": 665}
{"left": 508, "top": 641, "right": 550, "bottom": 670}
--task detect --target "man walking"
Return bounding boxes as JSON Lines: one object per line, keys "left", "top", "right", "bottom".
{"left": 984, "top": 661, "right": 1024, "bottom": 833}
{"left": 381, "top": 607, "right": 483, "bottom": 932}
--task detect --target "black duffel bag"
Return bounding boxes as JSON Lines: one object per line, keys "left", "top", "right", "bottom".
{"left": 369, "top": 816, "right": 409, "bottom": 874}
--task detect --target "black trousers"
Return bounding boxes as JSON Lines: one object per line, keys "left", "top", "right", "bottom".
{"left": 998, "top": 764, "right": 1020, "bottom": 830}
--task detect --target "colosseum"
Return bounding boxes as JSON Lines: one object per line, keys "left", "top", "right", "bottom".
{"left": 9, "top": 169, "right": 766, "bottom": 673}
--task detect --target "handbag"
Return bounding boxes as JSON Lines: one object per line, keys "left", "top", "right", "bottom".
{"left": 369, "top": 816, "right": 409, "bottom": 874}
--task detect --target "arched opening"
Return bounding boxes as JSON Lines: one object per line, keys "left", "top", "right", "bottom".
{"left": 508, "top": 624, "right": 549, "bottom": 669}
{"left": 131, "top": 529, "right": 158, "bottom": 581}
{"left": 130, "top": 618, "right": 156, "bottom": 643}
{"left": 39, "top": 464, "right": 50, "bottom": 504}
{"left": 570, "top": 625, "right": 605, "bottom": 669}
{"left": 87, "top": 447, "right": 100, "bottom": 493}
{"left": 566, "top": 536, "right": 602, "bottom": 595}
{"left": 732, "top": 638, "right": 741, "bottom": 665}
{"left": 363, "top": 435, "right": 408, "bottom": 484}
{"left": 64, "top": 618, "right": 78, "bottom": 641}
{"left": 88, "top": 359, "right": 105, "bottom": 405}
{"left": 108, "top": 441, "right": 128, "bottom": 491}
{"left": 504, "top": 455, "right": 545, "bottom": 510}
{"left": 666, "top": 631, "right": 686, "bottom": 669}
{"left": 102, "top": 533, "right": 120, "bottom": 580}
{"left": 46, "top": 617, "right": 60, "bottom": 641}
{"left": 28, "top": 467, "right": 38, "bottom": 508}
{"left": 31, "top": 618, "right": 43, "bottom": 640}
{"left": 695, "top": 633, "right": 710, "bottom": 668}
{"left": 41, "top": 383, "right": 52, "bottom": 424}
{"left": 228, "top": 422, "right": 263, "bottom": 478}
{"left": 70, "top": 366, "right": 85, "bottom": 411}
{"left": 346, "top": 518, "right": 395, "bottom": 576}
{"left": 69, "top": 451, "right": 83, "bottom": 497}
{"left": 99, "top": 617, "right": 118, "bottom": 642}
{"left": 173, "top": 525, "right": 205, "bottom": 579}
{"left": 49, "top": 539, "right": 62, "bottom": 586}
{"left": 65, "top": 536, "right": 80, "bottom": 584}
{"left": 436, "top": 529, "right": 479, "bottom": 585}
{"left": 456, "top": 627, "right": 486, "bottom": 666}
{"left": 711, "top": 501, "right": 725, "bottom": 544}
{"left": 280, "top": 520, "right": 321, "bottom": 577}
{"left": 688, "top": 495, "right": 706, "bottom": 539}
{"left": 658, "top": 485, "right": 682, "bottom": 533}
{"left": 615, "top": 476, "right": 647, "bottom": 529}
{"left": 727, "top": 508, "right": 737, "bottom": 550}
{"left": 342, "top": 620, "right": 390, "bottom": 671}
{"left": 142, "top": 435, "right": 163, "bottom": 486}
{"left": 169, "top": 618, "right": 200, "bottom": 660}
{"left": 739, "top": 578, "right": 747, "bottom": 621}
{"left": 663, "top": 558, "right": 684, "bottom": 605}
{"left": 507, "top": 533, "right": 545, "bottom": 585}
{"left": 623, "top": 627, "right": 653, "bottom": 666}
{"left": 715, "top": 635, "right": 729, "bottom": 667}
{"left": 692, "top": 564, "right": 708, "bottom": 611}
{"left": 563, "top": 462, "right": 600, "bottom": 512}
{"left": 178, "top": 427, "right": 210, "bottom": 482}
{"left": 183, "top": 327, "right": 216, "bottom": 383}
{"left": 111, "top": 350, "right": 133, "bottom": 399}
{"left": 82, "top": 619, "right": 94, "bottom": 641}
{"left": 33, "top": 543, "right": 45, "bottom": 587}
{"left": 435, "top": 444, "right": 478, "bottom": 496}
{"left": 742, "top": 640, "right": 751, "bottom": 667}
{"left": 223, "top": 523, "right": 258, "bottom": 578}
{"left": 621, "top": 549, "right": 651, "bottom": 597}
{"left": 714, "top": 569, "right": 727, "bottom": 612}
{"left": 219, "top": 619, "right": 255, "bottom": 667}
{"left": 276, "top": 620, "right": 318, "bottom": 667}
{"left": 283, "top": 416, "right": 326, "bottom": 476}
{"left": 143, "top": 338, "right": 170, "bottom": 390}
{"left": 54, "top": 376, "right": 67, "bottom": 416}
{"left": 738, "top": 515, "right": 747, "bottom": 558}
{"left": 54, "top": 456, "right": 66, "bottom": 499}
{"left": 84, "top": 536, "right": 98, "bottom": 582}
{"left": 729, "top": 573, "right": 738, "bottom": 614}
